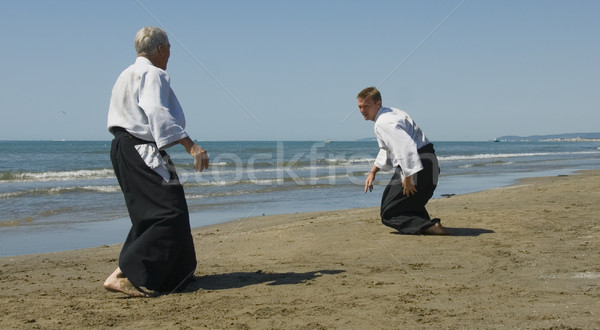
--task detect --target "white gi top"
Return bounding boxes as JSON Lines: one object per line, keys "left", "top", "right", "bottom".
{"left": 107, "top": 57, "right": 189, "bottom": 181}
{"left": 373, "top": 107, "right": 430, "bottom": 179}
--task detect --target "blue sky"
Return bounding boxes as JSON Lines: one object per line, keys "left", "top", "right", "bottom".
{"left": 1, "top": 0, "right": 598, "bottom": 141}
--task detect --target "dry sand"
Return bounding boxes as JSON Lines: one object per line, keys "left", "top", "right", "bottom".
{"left": 1, "top": 170, "right": 599, "bottom": 329}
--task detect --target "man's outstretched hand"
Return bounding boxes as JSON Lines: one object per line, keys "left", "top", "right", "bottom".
{"left": 365, "top": 172, "right": 375, "bottom": 193}
{"left": 364, "top": 165, "right": 380, "bottom": 193}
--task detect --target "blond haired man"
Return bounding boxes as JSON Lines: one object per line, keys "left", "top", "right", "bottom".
{"left": 358, "top": 87, "right": 448, "bottom": 235}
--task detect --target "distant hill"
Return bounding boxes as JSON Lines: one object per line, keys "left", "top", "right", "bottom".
{"left": 495, "top": 132, "right": 600, "bottom": 142}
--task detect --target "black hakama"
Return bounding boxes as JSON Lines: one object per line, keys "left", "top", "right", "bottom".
{"left": 380, "top": 144, "right": 440, "bottom": 234}
{"left": 110, "top": 129, "right": 197, "bottom": 292}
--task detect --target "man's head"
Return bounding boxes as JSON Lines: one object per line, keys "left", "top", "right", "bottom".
{"left": 357, "top": 87, "right": 382, "bottom": 121}
{"left": 134, "top": 26, "right": 171, "bottom": 70}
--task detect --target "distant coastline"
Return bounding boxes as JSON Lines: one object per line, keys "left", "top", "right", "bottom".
{"left": 494, "top": 132, "right": 600, "bottom": 142}
{"left": 538, "top": 137, "right": 600, "bottom": 142}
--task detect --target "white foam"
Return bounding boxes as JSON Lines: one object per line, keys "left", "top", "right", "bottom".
{"left": 438, "top": 150, "right": 599, "bottom": 161}
{"left": 6, "top": 169, "right": 114, "bottom": 182}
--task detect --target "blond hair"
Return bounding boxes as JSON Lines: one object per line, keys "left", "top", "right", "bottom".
{"left": 357, "top": 87, "right": 381, "bottom": 103}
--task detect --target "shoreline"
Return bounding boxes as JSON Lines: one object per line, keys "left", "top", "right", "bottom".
{"left": 0, "top": 167, "right": 585, "bottom": 258}
{"left": 1, "top": 170, "right": 599, "bottom": 328}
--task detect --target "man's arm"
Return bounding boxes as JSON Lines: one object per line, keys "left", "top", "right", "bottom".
{"left": 365, "top": 165, "right": 380, "bottom": 193}
{"left": 178, "top": 137, "right": 209, "bottom": 172}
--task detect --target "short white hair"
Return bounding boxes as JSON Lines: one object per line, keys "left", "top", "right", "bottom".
{"left": 134, "top": 26, "right": 169, "bottom": 56}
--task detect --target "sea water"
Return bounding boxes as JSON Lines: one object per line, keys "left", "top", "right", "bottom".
{"left": 1, "top": 140, "right": 599, "bottom": 256}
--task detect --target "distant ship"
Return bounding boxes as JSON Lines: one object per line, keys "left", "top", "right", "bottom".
{"left": 325, "top": 139, "right": 333, "bottom": 143}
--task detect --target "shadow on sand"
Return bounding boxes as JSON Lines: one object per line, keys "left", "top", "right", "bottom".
{"left": 445, "top": 227, "right": 495, "bottom": 236}
{"left": 391, "top": 227, "right": 494, "bottom": 237}
{"left": 184, "top": 269, "right": 345, "bottom": 291}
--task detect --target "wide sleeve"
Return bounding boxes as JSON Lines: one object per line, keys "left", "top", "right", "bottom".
{"left": 138, "top": 69, "right": 188, "bottom": 149}
{"left": 376, "top": 119, "right": 423, "bottom": 178}
{"left": 373, "top": 148, "right": 393, "bottom": 171}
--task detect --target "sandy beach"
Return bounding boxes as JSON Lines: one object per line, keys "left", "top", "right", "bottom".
{"left": 1, "top": 170, "right": 599, "bottom": 329}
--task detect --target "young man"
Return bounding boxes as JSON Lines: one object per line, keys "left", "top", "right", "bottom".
{"left": 358, "top": 87, "right": 449, "bottom": 235}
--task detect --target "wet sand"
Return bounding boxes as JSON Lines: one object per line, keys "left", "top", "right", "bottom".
{"left": 1, "top": 170, "right": 599, "bottom": 329}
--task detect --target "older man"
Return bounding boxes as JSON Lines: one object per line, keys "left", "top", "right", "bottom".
{"left": 104, "top": 27, "right": 209, "bottom": 297}
{"left": 358, "top": 87, "right": 449, "bottom": 235}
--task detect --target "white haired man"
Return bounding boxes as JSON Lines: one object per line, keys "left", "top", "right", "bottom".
{"left": 105, "top": 26, "right": 209, "bottom": 297}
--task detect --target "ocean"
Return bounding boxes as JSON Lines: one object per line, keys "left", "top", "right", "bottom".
{"left": 1, "top": 140, "right": 599, "bottom": 257}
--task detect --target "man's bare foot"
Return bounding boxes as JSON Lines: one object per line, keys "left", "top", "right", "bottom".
{"left": 104, "top": 267, "right": 150, "bottom": 297}
{"left": 424, "top": 222, "right": 451, "bottom": 235}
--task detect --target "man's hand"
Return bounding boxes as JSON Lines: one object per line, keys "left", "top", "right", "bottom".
{"left": 178, "top": 137, "right": 209, "bottom": 172}
{"left": 189, "top": 144, "right": 209, "bottom": 172}
{"left": 402, "top": 175, "right": 417, "bottom": 196}
{"left": 365, "top": 172, "right": 375, "bottom": 193}
{"left": 365, "top": 165, "right": 380, "bottom": 193}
